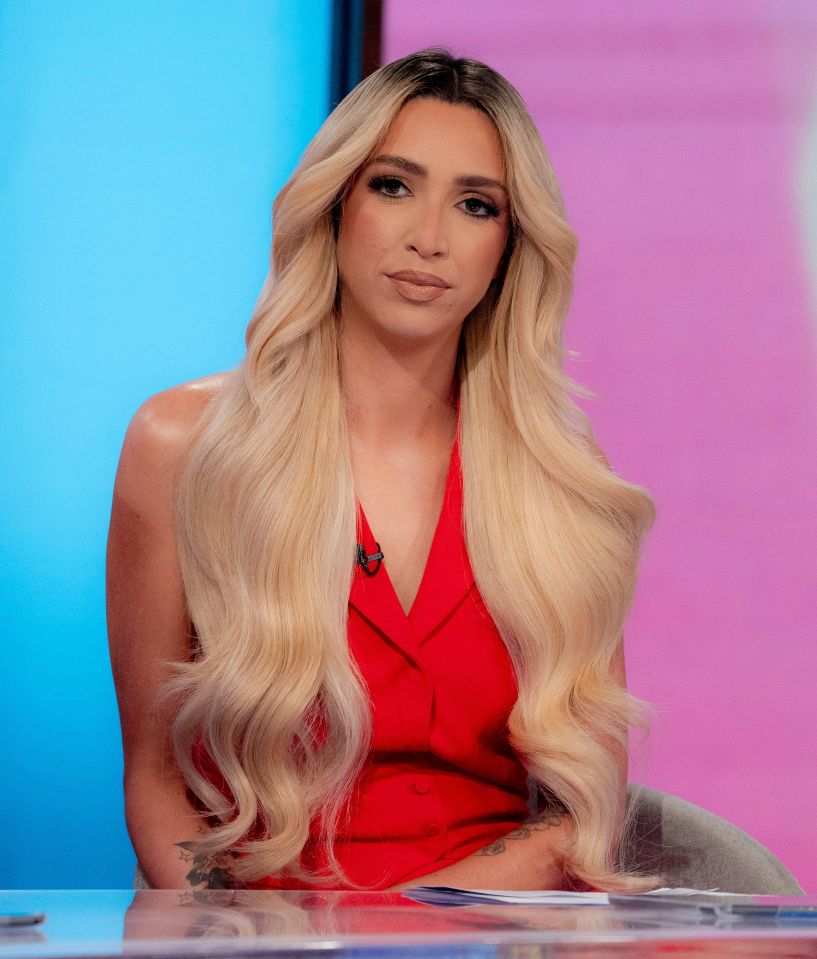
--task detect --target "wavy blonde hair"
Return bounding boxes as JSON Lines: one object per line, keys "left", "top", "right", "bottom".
{"left": 168, "top": 47, "right": 656, "bottom": 891}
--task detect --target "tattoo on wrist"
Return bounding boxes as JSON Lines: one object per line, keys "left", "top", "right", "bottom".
{"left": 478, "top": 807, "right": 567, "bottom": 857}
{"left": 175, "top": 841, "right": 233, "bottom": 889}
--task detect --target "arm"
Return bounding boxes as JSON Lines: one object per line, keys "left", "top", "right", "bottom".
{"left": 390, "top": 640, "right": 630, "bottom": 892}
{"left": 107, "top": 377, "right": 231, "bottom": 889}
{"left": 389, "top": 805, "right": 573, "bottom": 891}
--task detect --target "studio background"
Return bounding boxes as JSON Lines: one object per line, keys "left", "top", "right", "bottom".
{"left": 0, "top": 0, "right": 332, "bottom": 887}
{"left": 2, "top": 1, "right": 815, "bottom": 891}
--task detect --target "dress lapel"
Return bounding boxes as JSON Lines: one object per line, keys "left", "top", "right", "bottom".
{"left": 348, "top": 501, "right": 420, "bottom": 660}
{"left": 408, "top": 436, "right": 476, "bottom": 643}
{"left": 347, "top": 394, "right": 474, "bottom": 652}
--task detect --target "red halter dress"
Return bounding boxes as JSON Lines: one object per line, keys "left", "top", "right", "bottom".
{"left": 196, "top": 433, "right": 531, "bottom": 889}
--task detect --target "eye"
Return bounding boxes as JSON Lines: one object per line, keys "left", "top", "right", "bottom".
{"left": 367, "top": 175, "right": 410, "bottom": 199}
{"left": 460, "top": 196, "right": 501, "bottom": 220}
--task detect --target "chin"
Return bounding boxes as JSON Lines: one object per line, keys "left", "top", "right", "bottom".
{"left": 383, "top": 313, "right": 462, "bottom": 343}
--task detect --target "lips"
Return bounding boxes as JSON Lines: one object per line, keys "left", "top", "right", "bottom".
{"left": 385, "top": 270, "right": 452, "bottom": 304}
{"left": 386, "top": 270, "right": 450, "bottom": 289}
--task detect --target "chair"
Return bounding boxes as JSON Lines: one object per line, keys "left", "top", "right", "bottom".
{"left": 134, "top": 785, "right": 804, "bottom": 894}
{"left": 620, "top": 784, "right": 803, "bottom": 894}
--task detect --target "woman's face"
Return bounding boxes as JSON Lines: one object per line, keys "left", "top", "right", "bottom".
{"left": 336, "top": 97, "right": 511, "bottom": 345}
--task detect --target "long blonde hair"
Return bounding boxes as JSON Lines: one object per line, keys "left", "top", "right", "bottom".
{"left": 168, "top": 47, "right": 656, "bottom": 891}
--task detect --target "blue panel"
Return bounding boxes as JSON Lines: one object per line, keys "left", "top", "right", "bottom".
{"left": 0, "top": 1, "right": 331, "bottom": 888}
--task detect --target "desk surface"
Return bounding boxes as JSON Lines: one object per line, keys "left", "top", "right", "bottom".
{"left": 1, "top": 890, "right": 816, "bottom": 959}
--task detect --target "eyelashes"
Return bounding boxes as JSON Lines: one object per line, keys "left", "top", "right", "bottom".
{"left": 368, "top": 175, "right": 414, "bottom": 204}
{"left": 366, "top": 175, "right": 502, "bottom": 220}
{"left": 461, "top": 195, "right": 501, "bottom": 219}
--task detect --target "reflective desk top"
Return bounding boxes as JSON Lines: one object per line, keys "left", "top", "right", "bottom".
{"left": 1, "top": 890, "right": 816, "bottom": 959}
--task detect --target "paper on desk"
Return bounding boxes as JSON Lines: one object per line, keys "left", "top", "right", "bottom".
{"left": 403, "top": 886, "right": 610, "bottom": 906}
{"left": 403, "top": 886, "right": 740, "bottom": 908}
{"left": 645, "top": 887, "right": 730, "bottom": 897}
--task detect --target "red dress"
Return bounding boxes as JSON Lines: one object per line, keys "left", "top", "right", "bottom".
{"left": 197, "top": 433, "right": 531, "bottom": 889}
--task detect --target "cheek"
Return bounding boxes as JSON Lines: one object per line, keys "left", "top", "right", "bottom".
{"left": 341, "top": 203, "right": 391, "bottom": 263}
{"left": 464, "top": 230, "right": 508, "bottom": 283}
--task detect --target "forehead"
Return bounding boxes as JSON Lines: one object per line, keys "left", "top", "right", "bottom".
{"left": 377, "top": 98, "right": 505, "bottom": 180}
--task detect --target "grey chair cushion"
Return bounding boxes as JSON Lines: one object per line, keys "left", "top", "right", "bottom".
{"left": 621, "top": 784, "right": 803, "bottom": 894}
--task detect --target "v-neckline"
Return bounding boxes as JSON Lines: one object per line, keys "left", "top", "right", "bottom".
{"left": 356, "top": 432, "right": 459, "bottom": 620}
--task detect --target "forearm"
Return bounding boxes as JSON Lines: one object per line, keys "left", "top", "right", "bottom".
{"left": 390, "top": 806, "right": 574, "bottom": 892}
{"left": 125, "top": 767, "right": 233, "bottom": 889}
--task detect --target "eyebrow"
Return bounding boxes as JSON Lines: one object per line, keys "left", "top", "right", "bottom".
{"left": 369, "top": 154, "right": 508, "bottom": 195}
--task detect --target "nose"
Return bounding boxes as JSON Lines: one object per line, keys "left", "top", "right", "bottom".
{"left": 405, "top": 199, "right": 448, "bottom": 260}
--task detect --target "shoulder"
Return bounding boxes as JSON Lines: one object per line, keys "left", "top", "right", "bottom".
{"left": 124, "top": 372, "right": 229, "bottom": 460}
{"left": 127, "top": 372, "right": 229, "bottom": 448}
{"left": 114, "top": 373, "right": 230, "bottom": 517}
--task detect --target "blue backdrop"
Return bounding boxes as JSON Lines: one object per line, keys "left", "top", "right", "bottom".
{"left": 0, "top": 1, "right": 331, "bottom": 888}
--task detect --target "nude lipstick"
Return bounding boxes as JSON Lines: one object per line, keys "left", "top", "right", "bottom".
{"left": 386, "top": 270, "right": 451, "bottom": 303}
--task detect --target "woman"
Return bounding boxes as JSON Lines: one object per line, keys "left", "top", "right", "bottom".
{"left": 107, "top": 47, "right": 655, "bottom": 893}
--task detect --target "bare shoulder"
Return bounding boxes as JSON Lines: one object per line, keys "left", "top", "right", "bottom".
{"left": 128, "top": 372, "right": 229, "bottom": 450}
{"left": 115, "top": 372, "right": 231, "bottom": 517}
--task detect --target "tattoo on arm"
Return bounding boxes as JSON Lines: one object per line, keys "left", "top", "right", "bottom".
{"left": 478, "top": 807, "right": 567, "bottom": 857}
{"left": 175, "top": 841, "right": 233, "bottom": 889}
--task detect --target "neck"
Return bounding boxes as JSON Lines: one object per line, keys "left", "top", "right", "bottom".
{"left": 339, "top": 320, "right": 459, "bottom": 449}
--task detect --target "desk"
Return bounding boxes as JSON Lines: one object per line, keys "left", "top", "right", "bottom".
{"left": 1, "top": 890, "right": 816, "bottom": 958}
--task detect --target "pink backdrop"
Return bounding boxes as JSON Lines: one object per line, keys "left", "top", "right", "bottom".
{"left": 383, "top": 1, "right": 817, "bottom": 892}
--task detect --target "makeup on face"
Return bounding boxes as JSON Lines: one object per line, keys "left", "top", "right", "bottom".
{"left": 336, "top": 99, "right": 510, "bottom": 339}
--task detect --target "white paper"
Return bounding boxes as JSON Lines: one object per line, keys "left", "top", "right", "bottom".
{"left": 404, "top": 886, "right": 609, "bottom": 906}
